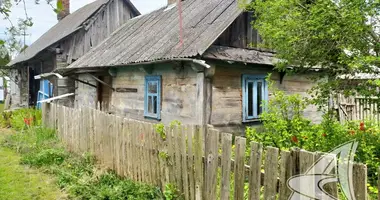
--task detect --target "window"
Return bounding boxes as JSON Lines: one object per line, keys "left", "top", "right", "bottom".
{"left": 144, "top": 76, "right": 161, "bottom": 120}
{"left": 242, "top": 75, "right": 268, "bottom": 121}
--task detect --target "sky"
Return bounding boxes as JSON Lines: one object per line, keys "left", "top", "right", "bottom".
{"left": 0, "top": 0, "right": 166, "bottom": 45}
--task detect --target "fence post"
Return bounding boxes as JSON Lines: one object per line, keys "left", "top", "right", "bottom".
{"left": 41, "top": 102, "right": 51, "bottom": 128}
{"left": 353, "top": 163, "right": 368, "bottom": 200}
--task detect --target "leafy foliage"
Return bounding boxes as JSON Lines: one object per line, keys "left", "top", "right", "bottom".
{"left": 246, "top": 0, "right": 380, "bottom": 106}
{"left": 163, "top": 183, "right": 181, "bottom": 200}
{"left": 0, "top": 108, "right": 42, "bottom": 130}
{"left": 1, "top": 117, "right": 163, "bottom": 199}
{"left": 246, "top": 89, "right": 380, "bottom": 197}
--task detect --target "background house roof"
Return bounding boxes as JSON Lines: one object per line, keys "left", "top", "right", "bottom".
{"left": 8, "top": 0, "right": 140, "bottom": 66}
{"left": 67, "top": 0, "right": 243, "bottom": 69}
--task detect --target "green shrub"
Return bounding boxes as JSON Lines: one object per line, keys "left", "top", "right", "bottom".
{"left": 2, "top": 123, "right": 163, "bottom": 199}
{"left": 247, "top": 88, "right": 380, "bottom": 197}
{"left": 0, "top": 108, "right": 42, "bottom": 130}
{"left": 21, "top": 148, "right": 67, "bottom": 167}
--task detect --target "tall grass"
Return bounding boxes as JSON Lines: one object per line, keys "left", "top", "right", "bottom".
{"left": 1, "top": 110, "right": 163, "bottom": 199}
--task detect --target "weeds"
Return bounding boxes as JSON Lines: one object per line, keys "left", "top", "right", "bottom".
{"left": 1, "top": 111, "right": 163, "bottom": 199}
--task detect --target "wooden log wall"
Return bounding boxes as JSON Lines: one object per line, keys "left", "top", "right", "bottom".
{"left": 42, "top": 103, "right": 374, "bottom": 200}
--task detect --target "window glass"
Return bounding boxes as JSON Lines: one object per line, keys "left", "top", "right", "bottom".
{"left": 243, "top": 75, "right": 267, "bottom": 121}
{"left": 257, "top": 81, "right": 263, "bottom": 115}
{"left": 248, "top": 82, "right": 253, "bottom": 116}
{"left": 148, "top": 81, "right": 157, "bottom": 93}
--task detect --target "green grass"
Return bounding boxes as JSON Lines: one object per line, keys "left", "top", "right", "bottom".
{"left": 0, "top": 103, "right": 4, "bottom": 112}
{"left": 0, "top": 129, "right": 65, "bottom": 200}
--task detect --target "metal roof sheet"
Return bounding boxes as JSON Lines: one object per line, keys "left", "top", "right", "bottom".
{"left": 68, "top": 0, "right": 243, "bottom": 69}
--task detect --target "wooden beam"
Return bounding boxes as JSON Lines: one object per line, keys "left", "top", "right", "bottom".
{"left": 69, "top": 76, "right": 97, "bottom": 88}
{"left": 196, "top": 72, "right": 206, "bottom": 125}
{"left": 88, "top": 73, "right": 115, "bottom": 91}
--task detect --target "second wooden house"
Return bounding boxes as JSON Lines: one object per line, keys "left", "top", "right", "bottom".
{"left": 7, "top": 0, "right": 140, "bottom": 108}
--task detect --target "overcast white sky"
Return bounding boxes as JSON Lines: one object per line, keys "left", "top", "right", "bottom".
{"left": 0, "top": 0, "right": 166, "bottom": 45}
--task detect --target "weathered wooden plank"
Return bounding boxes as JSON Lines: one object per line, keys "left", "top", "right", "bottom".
{"left": 299, "top": 150, "right": 316, "bottom": 199}
{"left": 220, "top": 132, "right": 233, "bottom": 200}
{"left": 234, "top": 136, "right": 246, "bottom": 200}
{"left": 249, "top": 142, "right": 263, "bottom": 200}
{"left": 317, "top": 152, "right": 338, "bottom": 198}
{"left": 205, "top": 129, "right": 219, "bottom": 200}
{"left": 263, "top": 147, "right": 279, "bottom": 200}
{"left": 167, "top": 126, "right": 175, "bottom": 184}
{"left": 187, "top": 126, "right": 195, "bottom": 200}
{"left": 278, "top": 150, "right": 292, "bottom": 200}
{"left": 181, "top": 126, "right": 190, "bottom": 200}
{"left": 353, "top": 163, "right": 368, "bottom": 200}
{"left": 194, "top": 125, "right": 204, "bottom": 200}
{"left": 174, "top": 126, "right": 183, "bottom": 192}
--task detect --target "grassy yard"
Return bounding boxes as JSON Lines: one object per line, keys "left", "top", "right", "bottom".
{"left": 0, "top": 129, "right": 66, "bottom": 200}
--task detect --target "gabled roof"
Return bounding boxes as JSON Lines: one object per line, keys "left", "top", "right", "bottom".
{"left": 67, "top": 0, "right": 243, "bottom": 69}
{"left": 8, "top": 0, "right": 140, "bottom": 66}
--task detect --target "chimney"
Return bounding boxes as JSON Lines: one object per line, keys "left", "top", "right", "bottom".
{"left": 57, "top": 0, "right": 70, "bottom": 21}
{"left": 168, "top": 0, "right": 177, "bottom": 5}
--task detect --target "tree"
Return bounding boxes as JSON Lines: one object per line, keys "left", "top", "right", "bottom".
{"left": 0, "top": 0, "right": 61, "bottom": 58}
{"left": 245, "top": 0, "right": 380, "bottom": 106}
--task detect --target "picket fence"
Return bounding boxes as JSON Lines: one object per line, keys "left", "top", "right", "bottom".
{"left": 337, "top": 94, "right": 380, "bottom": 124}
{"left": 42, "top": 103, "right": 379, "bottom": 200}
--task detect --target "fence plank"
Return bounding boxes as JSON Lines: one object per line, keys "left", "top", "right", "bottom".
{"left": 249, "top": 142, "right": 263, "bottom": 200}
{"left": 167, "top": 126, "right": 175, "bottom": 184}
{"left": 187, "top": 126, "right": 195, "bottom": 200}
{"left": 263, "top": 147, "right": 279, "bottom": 200}
{"left": 317, "top": 152, "right": 338, "bottom": 198}
{"left": 193, "top": 126, "right": 203, "bottom": 200}
{"left": 278, "top": 150, "right": 291, "bottom": 200}
{"left": 299, "top": 150, "right": 316, "bottom": 199}
{"left": 220, "top": 133, "right": 232, "bottom": 200}
{"left": 180, "top": 126, "right": 190, "bottom": 200}
{"left": 353, "top": 163, "right": 368, "bottom": 200}
{"left": 175, "top": 126, "right": 183, "bottom": 192}
{"left": 205, "top": 129, "right": 219, "bottom": 200}
{"left": 234, "top": 136, "right": 246, "bottom": 200}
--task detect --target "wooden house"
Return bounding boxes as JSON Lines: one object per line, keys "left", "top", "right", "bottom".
{"left": 6, "top": 0, "right": 140, "bottom": 108}
{"left": 61, "top": 0, "right": 323, "bottom": 133}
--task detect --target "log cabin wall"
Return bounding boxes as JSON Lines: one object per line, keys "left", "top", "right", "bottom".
{"left": 105, "top": 62, "right": 200, "bottom": 124}
{"left": 210, "top": 63, "right": 323, "bottom": 134}
{"left": 60, "top": 0, "right": 135, "bottom": 63}
{"left": 214, "top": 12, "right": 262, "bottom": 49}
{"left": 57, "top": 0, "right": 136, "bottom": 107}
{"left": 75, "top": 74, "right": 98, "bottom": 109}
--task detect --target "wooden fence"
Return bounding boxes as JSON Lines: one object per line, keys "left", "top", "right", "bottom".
{"left": 337, "top": 94, "right": 380, "bottom": 124}
{"left": 42, "top": 103, "right": 378, "bottom": 200}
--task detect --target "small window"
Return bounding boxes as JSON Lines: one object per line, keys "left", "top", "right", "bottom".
{"left": 242, "top": 75, "right": 268, "bottom": 121}
{"left": 144, "top": 76, "right": 161, "bottom": 120}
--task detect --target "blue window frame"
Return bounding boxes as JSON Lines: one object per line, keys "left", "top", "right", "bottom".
{"left": 242, "top": 75, "right": 268, "bottom": 121}
{"left": 144, "top": 76, "right": 161, "bottom": 120}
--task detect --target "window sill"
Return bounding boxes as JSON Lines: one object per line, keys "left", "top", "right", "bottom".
{"left": 144, "top": 115, "right": 161, "bottom": 121}
{"left": 242, "top": 118, "right": 262, "bottom": 123}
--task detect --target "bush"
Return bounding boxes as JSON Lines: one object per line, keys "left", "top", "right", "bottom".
{"left": 2, "top": 124, "right": 163, "bottom": 199}
{"left": 247, "top": 88, "right": 380, "bottom": 197}
{"left": 0, "top": 108, "right": 42, "bottom": 130}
